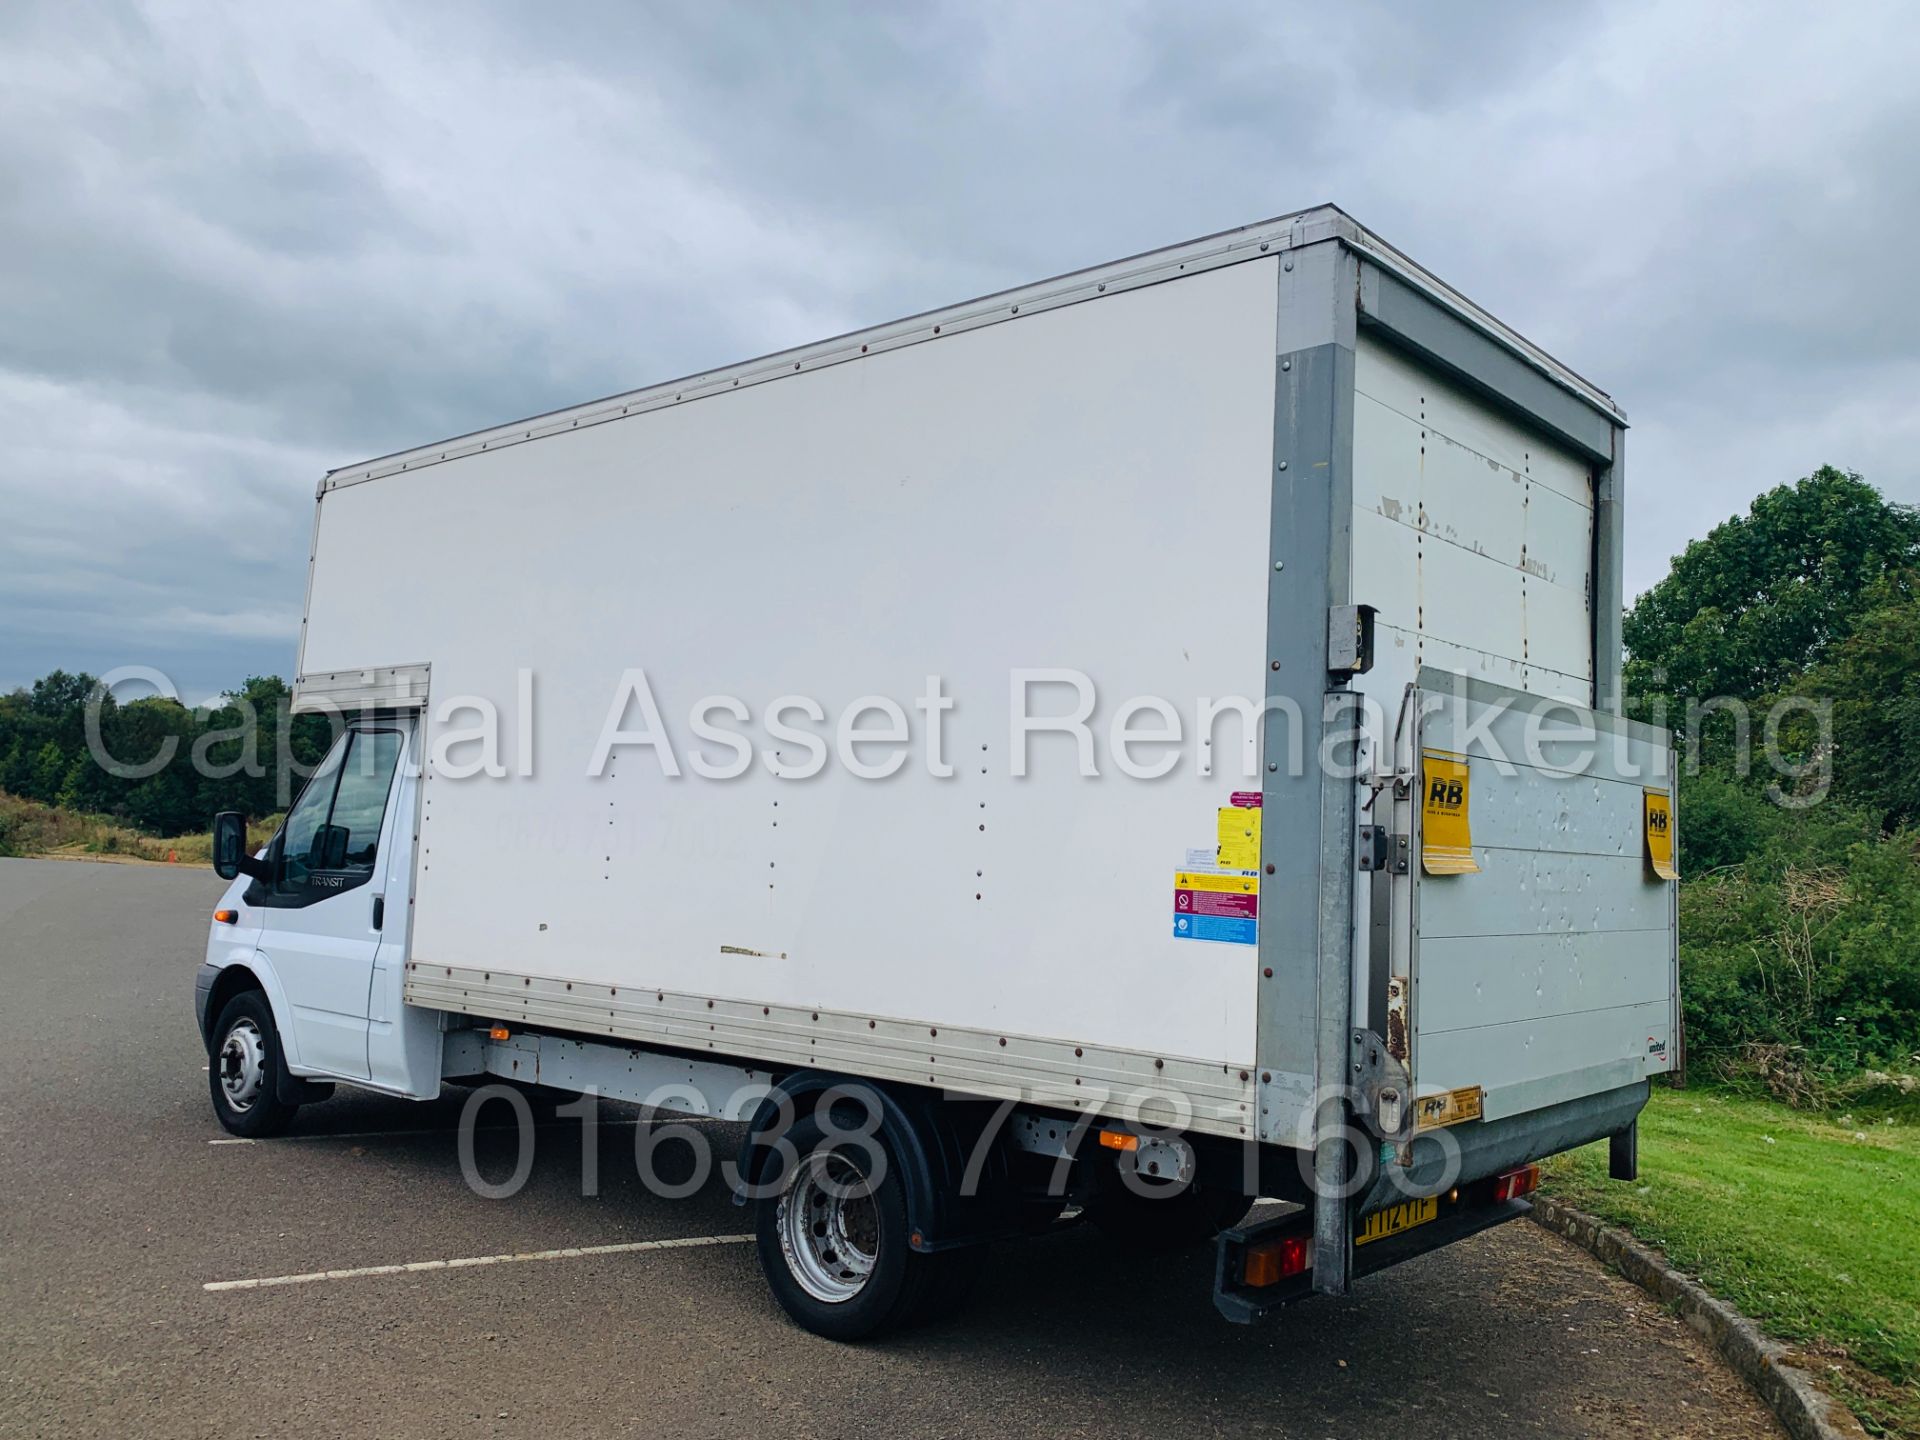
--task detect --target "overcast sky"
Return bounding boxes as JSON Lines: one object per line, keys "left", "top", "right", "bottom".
{"left": 4, "top": 1, "right": 1918, "bottom": 702}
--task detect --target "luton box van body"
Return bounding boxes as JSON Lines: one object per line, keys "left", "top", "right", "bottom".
{"left": 198, "top": 204, "right": 1676, "bottom": 1337}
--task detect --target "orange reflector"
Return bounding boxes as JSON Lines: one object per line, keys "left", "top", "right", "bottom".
{"left": 489, "top": 1026, "right": 511, "bottom": 1041}
{"left": 213, "top": 909, "right": 238, "bottom": 925}
{"left": 1097, "top": 1130, "right": 1139, "bottom": 1152}
{"left": 1243, "top": 1233, "right": 1311, "bottom": 1287}
{"left": 1491, "top": 1163, "right": 1541, "bottom": 1203}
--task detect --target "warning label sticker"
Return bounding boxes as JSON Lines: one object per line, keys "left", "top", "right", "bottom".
{"left": 1173, "top": 869, "right": 1258, "bottom": 945}
{"left": 1174, "top": 913, "right": 1257, "bottom": 945}
{"left": 1177, "top": 888, "right": 1257, "bottom": 918}
{"left": 1215, "top": 805, "right": 1262, "bottom": 870}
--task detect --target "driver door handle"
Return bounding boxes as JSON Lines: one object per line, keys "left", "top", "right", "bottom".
{"left": 372, "top": 894, "right": 385, "bottom": 931}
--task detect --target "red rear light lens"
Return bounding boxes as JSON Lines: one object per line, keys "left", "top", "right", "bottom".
{"left": 1243, "top": 1233, "right": 1311, "bottom": 1287}
{"left": 1491, "top": 1164, "right": 1541, "bottom": 1202}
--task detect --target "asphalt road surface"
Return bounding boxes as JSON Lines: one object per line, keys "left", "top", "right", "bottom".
{"left": 0, "top": 856, "right": 1779, "bottom": 1439}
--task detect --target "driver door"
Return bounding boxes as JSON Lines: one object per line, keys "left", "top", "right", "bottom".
{"left": 251, "top": 723, "right": 408, "bottom": 1080}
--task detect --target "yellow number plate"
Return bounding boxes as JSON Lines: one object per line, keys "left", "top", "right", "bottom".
{"left": 1354, "top": 1196, "right": 1438, "bottom": 1247}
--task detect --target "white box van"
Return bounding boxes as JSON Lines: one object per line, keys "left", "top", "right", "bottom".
{"left": 196, "top": 205, "right": 1675, "bottom": 1337}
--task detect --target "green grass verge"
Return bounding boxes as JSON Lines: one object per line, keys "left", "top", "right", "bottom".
{"left": 1544, "top": 1087, "right": 1920, "bottom": 1436}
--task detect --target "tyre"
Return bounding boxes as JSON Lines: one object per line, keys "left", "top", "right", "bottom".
{"left": 753, "top": 1113, "right": 972, "bottom": 1340}
{"left": 207, "top": 990, "right": 301, "bottom": 1138}
{"left": 1083, "top": 1158, "right": 1252, "bottom": 1252}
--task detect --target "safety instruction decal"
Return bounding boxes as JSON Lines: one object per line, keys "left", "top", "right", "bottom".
{"left": 1644, "top": 788, "right": 1678, "bottom": 880}
{"left": 1215, "top": 804, "right": 1262, "bottom": 870}
{"left": 1172, "top": 870, "right": 1259, "bottom": 945}
{"left": 1420, "top": 749, "right": 1479, "bottom": 875}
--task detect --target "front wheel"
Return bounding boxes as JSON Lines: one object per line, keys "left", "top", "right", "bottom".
{"left": 753, "top": 1114, "right": 972, "bottom": 1340}
{"left": 207, "top": 990, "right": 300, "bottom": 1138}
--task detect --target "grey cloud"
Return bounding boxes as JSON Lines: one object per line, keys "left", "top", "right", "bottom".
{"left": 2, "top": 0, "right": 1918, "bottom": 704}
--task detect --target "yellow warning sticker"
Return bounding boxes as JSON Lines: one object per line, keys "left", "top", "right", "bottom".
{"left": 1644, "top": 788, "right": 1678, "bottom": 880}
{"left": 1175, "top": 871, "right": 1259, "bottom": 895}
{"left": 1216, "top": 805, "right": 1261, "bottom": 871}
{"left": 1420, "top": 750, "right": 1478, "bottom": 875}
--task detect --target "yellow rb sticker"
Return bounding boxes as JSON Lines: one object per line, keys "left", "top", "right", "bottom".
{"left": 1420, "top": 750, "right": 1478, "bottom": 874}
{"left": 1415, "top": 1085, "right": 1484, "bottom": 1131}
{"left": 1644, "top": 788, "right": 1677, "bottom": 879}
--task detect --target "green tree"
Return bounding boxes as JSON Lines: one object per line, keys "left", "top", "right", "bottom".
{"left": 0, "top": 739, "right": 26, "bottom": 795}
{"left": 28, "top": 669, "right": 99, "bottom": 717}
{"left": 28, "top": 741, "right": 66, "bottom": 804}
{"left": 27, "top": 670, "right": 100, "bottom": 756}
{"left": 0, "top": 669, "right": 326, "bottom": 832}
{"left": 56, "top": 750, "right": 116, "bottom": 815}
{"left": 1790, "top": 592, "right": 1920, "bottom": 828}
{"left": 1623, "top": 467, "right": 1920, "bottom": 717}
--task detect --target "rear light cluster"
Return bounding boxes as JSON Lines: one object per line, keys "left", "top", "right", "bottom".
{"left": 1242, "top": 1233, "right": 1312, "bottom": 1288}
{"left": 1490, "top": 1163, "right": 1541, "bottom": 1203}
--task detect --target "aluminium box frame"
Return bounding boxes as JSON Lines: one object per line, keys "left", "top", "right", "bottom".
{"left": 1253, "top": 222, "right": 1627, "bottom": 1293}
{"left": 292, "top": 207, "right": 1630, "bottom": 1230}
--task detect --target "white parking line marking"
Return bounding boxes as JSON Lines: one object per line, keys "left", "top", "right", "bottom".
{"left": 205, "top": 1115, "right": 738, "bottom": 1146}
{"left": 204, "top": 1233, "right": 753, "bottom": 1292}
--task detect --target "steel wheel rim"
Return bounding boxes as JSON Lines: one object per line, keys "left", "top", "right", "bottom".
{"left": 218, "top": 1018, "right": 267, "bottom": 1113}
{"left": 777, "top": 1149, "right": 880, "bottom": 1304}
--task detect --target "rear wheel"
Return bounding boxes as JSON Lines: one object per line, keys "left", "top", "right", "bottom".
{"left": 753, "top": 1114, "right": 972, "bottom": 1340}
{"left": 208, "top": 990, "right": 300, "bottom": 1138}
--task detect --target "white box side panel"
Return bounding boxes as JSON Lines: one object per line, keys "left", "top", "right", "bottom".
{"left": 1351, "top": 333, "right": 1595, "bottom": 716}
{"left": 302, "top": 258, "right": 1281, "bottom": 1069}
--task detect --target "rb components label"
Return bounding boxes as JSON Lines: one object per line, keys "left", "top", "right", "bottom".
{"left": 1420, "top": 750, "right": 1479, "bottom": 875}
{"left": 1644, "top": 788, "right": 1678, "bottom": 879}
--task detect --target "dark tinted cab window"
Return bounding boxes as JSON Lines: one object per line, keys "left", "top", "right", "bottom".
{"left": 258, "top": 728, "right": 403, "bottom": 907}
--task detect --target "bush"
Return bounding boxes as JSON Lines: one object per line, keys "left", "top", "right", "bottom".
{"left": 0, "top": 789, "right": 278, "bottom": 867}
{"left": 1679, "top": 770, "right": 1792, "bottom": 873}
{"left": 1679, "top": 807, "right": 1920, "bottom": 1095}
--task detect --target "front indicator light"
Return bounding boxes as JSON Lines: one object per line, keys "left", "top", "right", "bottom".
{"left": 213, "top": 909, "right": 238, "bottom": 925}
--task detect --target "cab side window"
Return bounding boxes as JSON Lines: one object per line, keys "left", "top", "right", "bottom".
{"left": 263, "top": 728, "right": 403, "bottom": 906}
{"left": 325, "top": 729, "right": 403, "bottom": 873}
{"left": 276, "top": 736, "right": 346, "bottom": 895}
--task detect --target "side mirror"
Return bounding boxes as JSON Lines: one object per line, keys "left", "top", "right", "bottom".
{"left": 212, "top": 812, "right": 268, "bottom": 883}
